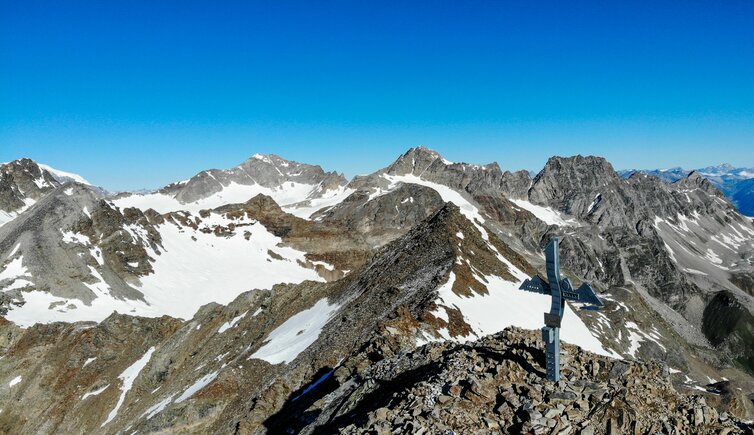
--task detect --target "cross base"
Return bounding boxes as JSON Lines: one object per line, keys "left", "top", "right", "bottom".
{"left": 542, "top": 326, "right": 561, "bottom": 382}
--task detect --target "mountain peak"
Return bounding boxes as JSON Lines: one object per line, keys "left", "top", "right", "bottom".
{"left": 533, "top": 155, "right": 619, "bottom": 189}
{"left": 3, "top": 157, "right": 42, "bottom": 170}
{"left": 542, "top": 155, "right": 615, "bottom": 171}
{"left": 1, "top": 158, "right": 61, "bottom": 219}
{"left": 385, "top": 147, "right": 457, "bottom": 177}
{"left": 249, "top": 153, "right": 289, "bottom": 165}
{"left": 405, "top": 145, "right": 442, "bottom": 157}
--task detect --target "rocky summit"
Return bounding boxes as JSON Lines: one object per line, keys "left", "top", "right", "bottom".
{"left": 1, "top": 148, "right": 754, "bottom": 434}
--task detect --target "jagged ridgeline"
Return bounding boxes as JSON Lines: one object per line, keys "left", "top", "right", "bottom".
{"left": 1, "top": 148, "right": 753, "bottom": 433}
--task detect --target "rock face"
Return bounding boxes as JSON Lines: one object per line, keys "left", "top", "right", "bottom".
{"left": 0, "top": 159, "right": 60, "bottom": 226}
{"left": 529, "top": 156, "right": 733, "bottom": 228}
{"left": 316, "top": 183, "right": 445, "bottom": 247}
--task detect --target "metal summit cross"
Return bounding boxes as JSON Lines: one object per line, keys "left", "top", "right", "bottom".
{"left": 519, "top": 238, "right": 604, "bottom": 382}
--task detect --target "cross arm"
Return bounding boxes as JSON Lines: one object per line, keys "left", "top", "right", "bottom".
{"left": 559, "top": 278, "right": 604, "bottom": 307}
{"left": 519, "top": 275, "right": 550, "bottom": 296}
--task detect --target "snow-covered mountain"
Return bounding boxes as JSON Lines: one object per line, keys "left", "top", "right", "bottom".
{"left": 2, "top": 149, "right": 754, "bottom": 433}
{"left": 38, "top": 163, "right": 92, "bottom": 185}
{"left": 113, "top": 153, "right": 353, "bottom": 218}
{"left": 619, "top": 164, "right": 754, "bottom": 216}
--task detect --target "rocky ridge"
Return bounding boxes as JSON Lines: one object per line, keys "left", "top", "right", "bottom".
{"left": 619, "top": 164, "right": 754, "bottom": 216}
{"left": 301, "top": 328, "right": 748, "bottom": 434}
{"left": 0, "top": 159, "right": 60, "bottom": 225}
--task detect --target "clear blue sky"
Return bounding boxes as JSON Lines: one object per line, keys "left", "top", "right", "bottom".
{"left": 2, "top": 1, "right": 753, "bottom": 190}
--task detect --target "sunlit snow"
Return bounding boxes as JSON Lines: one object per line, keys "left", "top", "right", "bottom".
{"left": 175, "top": 371, "right": 219, "bottom": 403}
{"left": 9, "top": 376, "right": 22, "bottom": 387}
{"left": 39, "top": 163, "right": 91, "bottom": 185}
{"left": 510, "top": 199, "right": 579, "bottom": 227}
{"left": 5, "top": 215, "right": 324, "bottom": 326}
{"left": 113, "top": 181, "right": 342, "bottom": 215}
{"left": 82, "top": 384, "right": 110, "bottom": 400}
{"left": 431, "top": 271, "right": 616, "bottom": 358}
{"left": 101, "top": 347, "right": 155, "bottom": 427}
{"left": 250, "top": 298, "right": 340, "bottom": 364}
{"left": 218, "top": 311, "right": 248, "bottom": 333}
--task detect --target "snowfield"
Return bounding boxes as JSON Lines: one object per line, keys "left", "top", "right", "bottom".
{"left": 0, "top": 197, "right": 36, "bottom": 228}
{"left": 4, "top": 213, "right": 326, "bottom": 326}
{"left": 113, "top": 181, "right": 346, "bottom": 216}
{"left": 510, "top": 199, "right": 579, "bottom": 227}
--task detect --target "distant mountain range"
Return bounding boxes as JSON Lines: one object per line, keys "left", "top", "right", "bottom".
{"left": 619, "top": 164, "right": 754, "bottom": 216}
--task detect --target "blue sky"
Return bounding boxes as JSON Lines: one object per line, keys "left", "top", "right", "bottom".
{"left": 2, "top": 1, "right": 753, "bottom": 190}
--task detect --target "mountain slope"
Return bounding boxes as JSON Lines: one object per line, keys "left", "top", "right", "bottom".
{"left": 0, "top": 204, "right": 627, "bottom": 433}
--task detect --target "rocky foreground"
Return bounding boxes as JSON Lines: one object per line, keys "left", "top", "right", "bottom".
{"left": 277, "top": 328, "right": 752, "bottom": 435}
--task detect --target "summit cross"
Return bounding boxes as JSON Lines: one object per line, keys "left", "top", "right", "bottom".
{"left": 518, "top": 238, "right": 604, "bottom": 381}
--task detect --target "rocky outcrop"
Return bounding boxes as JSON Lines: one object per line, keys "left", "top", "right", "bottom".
{"left": 280, "top": 328, "right": 750, "bottom": 434}
{"left": 0, "top": 159, "right": 59, "bottom": 217}
{"left": 317, "top": 183, "right": 445, "bottom": 246}
{"left": 619, "top": 164, "right": 754, "bottom": 217}
{"left": 703, "top": 291, "right": 754, "bottom": 375}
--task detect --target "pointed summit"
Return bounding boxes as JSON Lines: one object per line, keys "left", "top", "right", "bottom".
{"left": 386, "top": 146, "right": 450, "bottom": 176}
{"left": 529, "top": 155, "right": 620, "bottom": 205}
{"left": 1, "top": 159, "right": 61, "bottom": 225}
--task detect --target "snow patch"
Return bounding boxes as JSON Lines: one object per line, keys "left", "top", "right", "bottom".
{"left": 284, "top": 186, "right": 355, "bottom": 219}
{"left": 82, "top": 384, "right": 110, "bottom": 400}
{"left": 250, "top": 298, "right": 339, "bottom": 364}
{"left": 0, "top": 256, "right": 29, "bottom": 282}
{"left": 61, "top": 230, "right": 91, "bottom": 245}
{"left": 102, "top": 347, "right": 156, "bottom": 427}
{"left": 218, "top": 311, "right": 248, "bottom": 333}
{"left": 175, "top": 371, "right": 219, "bottom": 403}
{"left": 510, "top": 199, "right": 579, "bottom": 227}
{"left": 39, "top": 163, "right": 91, "bottom": 185}
{"left": 114, "top": 180, "right": 340, "bottom": 216}
{"left": 142, "top": 394, "right": 177, "bottom": 420}
{"left": 432, "top": 270, "right": 617, "bottom": 358}
{"left": 9, "top": 376, "right": 22, "bottom": 387}
{"left": 5, "top": 213, "right": 326, "bottom": 326}
{"left": 587, "top": 193, "right": 601, "bottom": 213}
